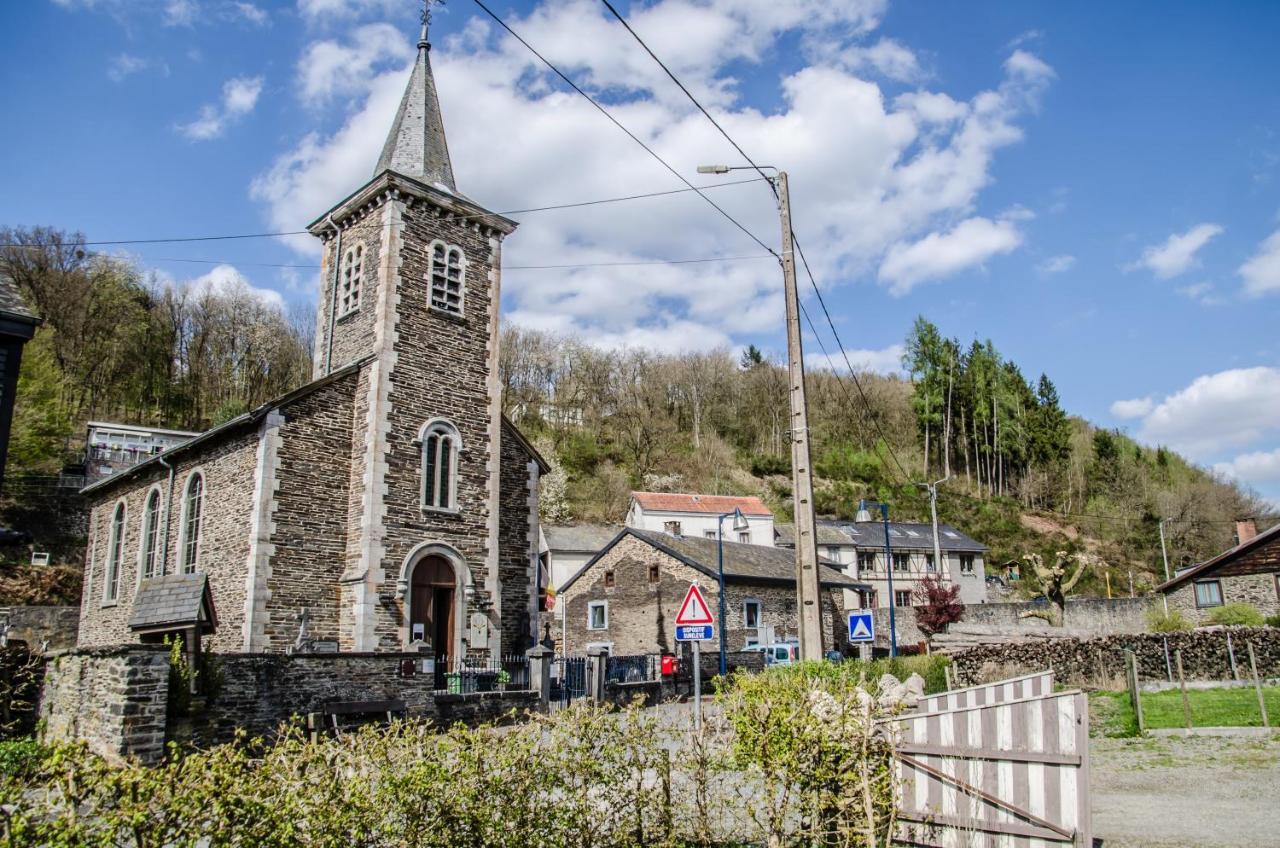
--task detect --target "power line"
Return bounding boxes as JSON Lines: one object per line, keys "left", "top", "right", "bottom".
{"left": 469, "top": 0, "right": 778, "bottom": 259}
{"left": 0, "top": 177, "right": 767, "bottom": 250}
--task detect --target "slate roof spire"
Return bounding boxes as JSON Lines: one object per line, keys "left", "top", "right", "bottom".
{"left": 375, "top": 2, "right": 456, "bottom": 191}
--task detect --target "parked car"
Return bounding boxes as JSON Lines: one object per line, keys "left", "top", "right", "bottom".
{"left": 744, "top": 642, "right": 800, "bottom": 666}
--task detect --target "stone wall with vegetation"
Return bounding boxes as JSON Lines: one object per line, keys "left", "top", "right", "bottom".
{"left": 1166, "top": 572, "right": 1280, "bottom": 625}
{"left": 951, "top": 625, "right": 1280, "bottom": 686}
{"left": 874, "top": 596, "right": 1154, "bottom": 648}
{"left": 0, "top": 604, "right": 78, "bottom": 652}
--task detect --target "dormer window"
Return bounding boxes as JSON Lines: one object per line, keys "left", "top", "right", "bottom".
{"left": 339, "top": 244, "right": 363, "bottom": 317}
{"left": 429, "top": 242, "right": 465, "bottom": 315}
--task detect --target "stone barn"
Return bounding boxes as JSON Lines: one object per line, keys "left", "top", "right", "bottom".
{"left": 557, "top": 528, "right": 864, "bottom": 656}
{"left": 1158, "top": 519, "right": 1280, "bottom": 624}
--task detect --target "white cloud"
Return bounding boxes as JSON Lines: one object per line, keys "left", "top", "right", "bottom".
{"left": 808, "top": 343, "right": 905, "bottom": 376}
{"left": 108, "top": 53, "right": 150, "bottom": 82}
{"left": 231, "top": 2, "right": 268, "bottom": 25}
{"left": 1037, "top": 254, "right": 1075, "bottom": 274}
{"left": 179, "top": 75, "right": 264, "bottom": 140}
{"left": 1238, "top": 229, "right": 1280, "bottom": 297}
{"left": 1132, "top": 367, "right": 1280, "bottom": 457}
{"left": 190, "top": 264, "right": 285, "bottom": 309}
{"left": 1214, "top": 448, "right": 1280, "bottom": 485}
{"left": 1110, "top": 396, "right": 1153, "bottom": 419}
{"left": 878, "top": 217, "right": 1022, "bottom": 295}
{"left": 839, "top": 38, "right": 924, "bottom": 82}
{"left": 1178, "top": 281, "right": 1224, "bottom": 306}
{"left": 1128, "top": 223, "right": 1223, "bottom": 279}
{"left": 164, "top": 0, "right": 197, "bottom": 27}
{"left": 1004, "top": 49, "right": 1055, "bottom": 84}
{"left": 296, "top": 0, "right": 405, "bottom": 22}
{"left": 254, "top": 0, "right": 1051, "bottom": 345}
{"left": 296, "top": 23, "right": 412, "bottom": 105}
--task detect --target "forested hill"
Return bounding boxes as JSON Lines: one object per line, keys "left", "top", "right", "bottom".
{"left": 0, "top": 229, "right": 1268, "bottom": 598}
{"left": 501, "top": 317, "right": 1271, "bottom": 598}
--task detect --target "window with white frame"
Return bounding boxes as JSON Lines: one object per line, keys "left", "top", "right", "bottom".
{"left": 429, "top": 242, "right": 465, "bottom": 315}
{"left": 743, "top": 599, "right": 762, "bottom": 629}
{"left": 925, "top": 552, "right": 936, "bottom": 572}
{"left": 587, "top": 600, "right": 608, "bottom": 630}
{"left": 857, "top": 551, "right": 877, "bottom": 573}
{"left": 894, "top": 590, "right": 912, "bottom": 608}
{"left": 139, "top": 488, "right": 162, "bottom": 580}
{"left": 892, "top": 552, "right": 911, "bottom": 571}
{"left": 737, "top": 530, "right": 750, "bottom": 544}
{"left": 703, "top": 530, "right": 716, "bottom": 539}
{"left": 104, "top": 502, "right": 125, "bottom": 603}
{"left": 959, "top": 554, "right": 975, "bottom": 574}
{"left": 420, "top": 420, "right": 460, "bottom": 510}
{"left": 338, "top": 244, "right": 363, "bottom": 317}
{"left": 824, "top": 546, "right": 841, "bottom": 563}
{"left": 180, "top": 473, "right": 204, "bottom": 573}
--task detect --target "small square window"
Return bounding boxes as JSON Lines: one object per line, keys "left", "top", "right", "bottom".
{"left": 703, "top": 530, "right": 716, "bottom": 539}
{"left": 824, "top": 546, "right": 841, "bottom": 563}
{"left": 857, "top": 551, "right": 877, "bottom": 572}
{"left": 588, "top": 601, "right": 608, "bottom": 630}
{"left": 894, "top": 590, "right": 912, "bottom": 608}
{"left": 648, "top": 564, "right": 659, "bottom": 584}
{"left": 737, "top": 530, "right": 750, "bottom": 544}
{"left": 959, "top": 554, "right": 975, "bottom": 574}
{"left": 925, "top": 553, "right": 936, "bottom": 572}
{"left": 893, "top": 552, "right": 911, "bottom": 571}
{"left": 664, "top": 521, "right": 682, "bottom": 536}
{"left": 604, "top": 570, "right": 615, "bottom": 589}
{"left": 1194, "top": 580, "right": 1223, "bottom": 608}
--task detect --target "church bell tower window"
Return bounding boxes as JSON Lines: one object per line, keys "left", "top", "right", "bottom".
{"left": 420, "top": 419, "right": 461, "bottom": 511}
{"left": 429, "top": 242, "right": 465, "bottom": 315}
{"left": 338, "top": 244, "right": 363, "bottom": 317}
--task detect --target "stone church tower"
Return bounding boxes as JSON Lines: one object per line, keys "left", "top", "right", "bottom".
{"left": 307, "top": 19, "right": 526, "bottom": 654}
{"left": 74, "top": 18, "right": 544, "bottom": 660}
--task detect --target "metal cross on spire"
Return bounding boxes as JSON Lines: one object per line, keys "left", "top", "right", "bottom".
{"left": 419, "top": 0, "right": 446, "bottom": 46}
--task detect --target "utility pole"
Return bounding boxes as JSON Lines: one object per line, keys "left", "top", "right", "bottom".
{"left": 923, "top": 476, "right": 950, "bottom": 581}
{"left": 777, "top": 171, "right": 824, "bottom": 660}
{"left": 1158, "top": 519, "right": 1172, "bottom": 613}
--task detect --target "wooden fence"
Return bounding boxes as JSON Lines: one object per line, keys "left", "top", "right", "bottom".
{"left": 917, "top": 670, "right": 1055, "bottom": 713}
{"left": 891, "top": 678, "right": 1091, "bottom": 847}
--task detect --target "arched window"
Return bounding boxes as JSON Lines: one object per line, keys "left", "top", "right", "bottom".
{"left": 180, "top": 473, "right": 204, "bottom": 573}
{"left": 339, "top": 243, "right": 363, "bottom": 316}
{"left": 139, "top": 488, "right": 162, "bottom": 580}
{"left": 104, "top": 502, "right": 125, "bottom": 603}
{"left": 420, "top": 420, "right": 460, "bottom": 510}
{"left": 429, "top": 242, "right": 465, "bottom": 315}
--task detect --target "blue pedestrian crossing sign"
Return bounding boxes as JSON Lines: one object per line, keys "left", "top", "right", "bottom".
{"left": 847, "top": 611, "right": 875, "bottom": 642}
{"left": 676, "top": 624, "right": 714, "bottom": 642}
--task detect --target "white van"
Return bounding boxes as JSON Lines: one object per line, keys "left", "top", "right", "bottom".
{"left": 744, "top": 642, "right": 800, "bottom": 666}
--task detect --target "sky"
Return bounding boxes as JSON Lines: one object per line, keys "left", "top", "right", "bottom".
{"left": 2, "top": 0, "right": 1280, "bottom": 500}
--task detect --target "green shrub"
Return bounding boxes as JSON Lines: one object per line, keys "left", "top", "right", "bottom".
{"left": 0, "top": 738, "right": 49, "bottom": 780}
{"left": 1147, "top": 606, "right": 1193, "bottom": 633}
{"left": 1266, "top": 613, "right": 1280, "bottom": 628}
{"left": 1207, "top": 603, "right": 1265, "bottom": 627}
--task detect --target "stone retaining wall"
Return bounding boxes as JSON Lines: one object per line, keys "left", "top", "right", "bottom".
{"left": 872, "top": 597, "right": 1154, "bottom": 648}
{"left": 951, "top": 626, "right": 1280, "bottom": 686}
{"left": 1, "top": 605, "right": 79, "bottom": 652}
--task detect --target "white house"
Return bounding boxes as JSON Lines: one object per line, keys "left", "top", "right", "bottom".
{"left": 625, "top": 492, "right": 774, "bottom": 546}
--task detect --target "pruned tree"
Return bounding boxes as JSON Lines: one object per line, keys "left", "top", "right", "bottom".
{"left": 911, "top": 575, "right": 965, "bottom": 636}
{"left": 1019, "top": 551, "right": 1093, "bottom": 627}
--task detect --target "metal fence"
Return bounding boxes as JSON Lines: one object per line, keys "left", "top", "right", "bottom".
{"left": 550, "top": 656, "right": 587, "bottom": 712}
{"left": 605, "top": 653, "right": 660, "bottom": 684}
{"left": 890, "top": 681, "right": 1091, "bottom": 848}
{"left": 428, "top": 654, "right": 530, "bottom": 695}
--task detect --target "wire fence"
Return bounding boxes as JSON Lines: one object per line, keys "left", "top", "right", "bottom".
{"left": 428, "top": 654, "right": 530, "bottom": 695}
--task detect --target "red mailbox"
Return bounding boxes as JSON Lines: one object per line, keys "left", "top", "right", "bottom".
{"left": 661, "top": 655, "right": 677, "bottom": 676}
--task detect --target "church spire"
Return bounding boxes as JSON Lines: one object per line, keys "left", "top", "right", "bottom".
{"left": 375, "top": 2, "right": 455, "bottom": 191}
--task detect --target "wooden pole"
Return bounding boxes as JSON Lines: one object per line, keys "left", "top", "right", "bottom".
{"left": 1248, "top": 642, "right": 1269, "bottom": 729}
{"left": 1175, "top": 650, "right": 1191, "bottom": 734}
{"left": 943, "top": 663, "right": 952, "bottom": 692}
{"left": 1126, "top": 649, "right": 1144, "bottom": 734}
{"left": 1105, "top": 571, "right": 1112, "bottom": 600}
{"left": 1226, "top": 631, "right": 1239, "bottom": 680}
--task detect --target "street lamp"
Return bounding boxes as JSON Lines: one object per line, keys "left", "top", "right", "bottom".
{"left": 856, "top": 499, "right": 898, "bottom": 657}
{"left": 717, "top": 507, "right": 750, "bottom": 675}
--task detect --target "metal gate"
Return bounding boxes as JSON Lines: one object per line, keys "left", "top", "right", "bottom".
{"left": 891, "top": 672, "right": 1092, "bottom": 847}
{"left": 550, "top": 656, "right": 586, "bottom": 712}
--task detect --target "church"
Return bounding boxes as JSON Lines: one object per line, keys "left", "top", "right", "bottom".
{"left": 75, "top": 17, "right": 546, "bottom": 660}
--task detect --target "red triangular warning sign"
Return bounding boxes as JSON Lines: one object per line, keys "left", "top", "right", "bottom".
{"left": 675, "top": 584, "right": 714, "bottom": 625}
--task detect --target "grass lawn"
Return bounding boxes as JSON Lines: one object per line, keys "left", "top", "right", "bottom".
{"left": 1091, "top": 685, "right": 1280, "bottom": 735}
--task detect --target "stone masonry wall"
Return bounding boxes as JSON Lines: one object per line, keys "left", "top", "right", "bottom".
{"left": 872, "top": 597, "right": 1155, "bottom": 648}
{"left": 40, "top": 644, "right": 169, "bottom": 764}
{"left": 560, "top": 535, "right": 848, "bottom": 655}
{"left": 1166, "top": 572, "right": 1280, "bottom": 625}
{"left": 950, "top": 625, "right": 1280, "bottom": 686}
{"left": 78, "top": 429, "right": 259, "bottom": 651}
{"left": 1, "top": 605, "right": 79, "bottom": 652}
{"left": 317, "top": 212, "right": 385, "bottom": 376}
{"left": 498, "top": 429, "right": 537, "bottom": 652}
{"left": 261, "top": 373, "right": 358, "bottom": 651}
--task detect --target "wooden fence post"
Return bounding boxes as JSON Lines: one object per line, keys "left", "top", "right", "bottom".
{"left": 1175, "top": 649, "right": 1192, "bottom": 734}
{"left": 943, "top": 664, "right": 952, "bottom": 692}
{"left": 1125, "top": 649, "right": 1144, "bottom": 735}
{"left": 1247, "top": 642, "right": 1269, "bottom": 729}
{"left": 1226, "top": 631, "right": 1239, "bottom": 680}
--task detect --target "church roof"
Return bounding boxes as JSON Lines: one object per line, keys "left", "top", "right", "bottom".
{"left": 374, "top": 18, "right": 455, "bottom": 192}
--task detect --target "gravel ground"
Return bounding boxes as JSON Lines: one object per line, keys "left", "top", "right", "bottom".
{"left": 1090, "top": 733, "right": 1280, "bottom": 847}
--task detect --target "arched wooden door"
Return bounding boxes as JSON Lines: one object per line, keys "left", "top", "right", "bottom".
{"left": 409, "top": 555, "right": 456, "bottom": 659}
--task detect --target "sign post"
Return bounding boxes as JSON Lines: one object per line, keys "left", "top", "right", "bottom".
{"left": 847, "top": 611, "right": 875, "bottom": 642}
{"left": 675, "top": 584, "right": 715, "bottom": 731}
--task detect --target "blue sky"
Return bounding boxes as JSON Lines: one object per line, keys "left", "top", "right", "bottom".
{"left": 3, "top": 0, "right": 1280, "bottom": 498}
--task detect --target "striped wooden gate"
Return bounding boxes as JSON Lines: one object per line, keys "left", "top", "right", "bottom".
{"left": 891, "top": 675, "right": 1091, "bottom": 847}
{"left": 917, "top": 670, "right": 1056, "bottom": 713}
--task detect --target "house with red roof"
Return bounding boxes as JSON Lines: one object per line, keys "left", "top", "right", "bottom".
{"left": 626, "top": 491, "right": 775, "bottom": 547}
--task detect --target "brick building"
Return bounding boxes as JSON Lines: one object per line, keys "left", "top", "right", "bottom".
{"left": 557, "top": 528, "right": 864, "bottom": 655}
{"left": 75, "top": 20, "right": 547, "bottom": 659}
{"left": 1157, "top": 519, "right": 1280, "bottom": 624}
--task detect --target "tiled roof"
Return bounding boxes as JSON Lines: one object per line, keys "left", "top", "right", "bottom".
{"left": 544, "top": 524, "right": 621, "bottom": 553}
{"left": 631, "top": 492, "right": 772, "bottom": 517}
{"left": 828, "top": 520, "right": 987, "bottom": 552}
{"left": 560, "top": 528, "right": 866, "bottom": 593}
{"left": 774, "top": 522, "right": 855, "bottom": 546}
{"left": 129, "top": 572, "right": 216, "bottom": 632}
{"left": 0, "top": 273, "right": 38, "bottom": 323}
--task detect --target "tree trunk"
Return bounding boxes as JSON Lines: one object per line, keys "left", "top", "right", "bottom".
{"left": 943, "top": 360, "right": 953, "bottom": 479}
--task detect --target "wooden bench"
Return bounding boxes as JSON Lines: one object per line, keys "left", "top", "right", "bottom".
{"left": 307, "top": 699, "right": 406, "bottom": 741}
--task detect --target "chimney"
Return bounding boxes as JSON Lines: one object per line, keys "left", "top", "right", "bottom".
{"left": 1235, "top": 518, "right": 1258, "bottom": 546}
